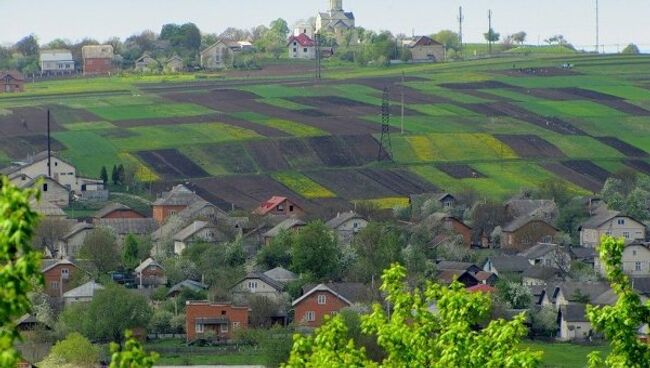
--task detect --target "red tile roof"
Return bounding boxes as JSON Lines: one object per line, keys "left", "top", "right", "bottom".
{"left": 466, "top": 284, "right": 496, "bottom": 293}
{"left": 287, "top": 33, "right": 316, "bottom": 47}
{"left": 254, "top": 196, "right": 288, "bottom": 215}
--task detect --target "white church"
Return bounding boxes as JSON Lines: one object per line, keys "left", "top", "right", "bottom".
{"left": 316, "top": 0, "right": 355, "bottom": 33}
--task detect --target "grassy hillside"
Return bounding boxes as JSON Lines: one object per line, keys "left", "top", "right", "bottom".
{"left": 1, "top": 54, "right": 649, "bottom": 212}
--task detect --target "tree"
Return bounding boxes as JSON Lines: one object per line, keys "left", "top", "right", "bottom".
{"left": 484, "top": 28, "right": 501, "bottom": 43}
{"left": 530, "top": 306, "right": 558, "bottom": 337}
{"left": 432, "top": 30, "right": 460, "bottom": 52}
{"left": 111, "top": 165, "right": 118, "bottom": 185}
{"left": 179, "top": 23, "right": 202, "bottom": 52}
{"left": 247, "top": 295, "right": 285, "bottom": 328}
{"left": 117, "top": 164, "right": 126, "bottom": 185}
{"left": 283, "top": 264, "right": 542, "bottom": 367}
{"left": 79, "top": 228, "right": 120, "bottom": 273}
{"left": 350, "top": 222, "right": 403, "bottom": 282}
{"left": 39, "top": 332, "right": 99, "bottom": 368}
{"left": 291, "top": 221, "right": 341, "bottom": 280}
{"left": 109, "top": 330, "right": 158, "bottom": 368}
{"left": 512, "top": 31, "right": 527, "bottom": 45}
{"left": 545, "top": 35, "right": 570, "bottom": 46}
{"left": 256, "top": 229, "right": 293, "bottom": 269}
{"left": 586, "top": 236, "right": 650, "bottom": 367}
{"left": 32, "top": 217, "right": 71, "bottom": 256}
{"left": 621, "top": 43, "right": 640, "bottom": 54}
{"left": 0, "top": 178, "right": 42, "bottom": 368}
{"left": 15, "top": 34, "right": 40, "bottom": 57}
{"left": 122, "top": 234, "right": 140, "bottom": 269}
{"left": 496, "top": 280, "right": 532, "bottom": 309}
{"left": 100, "top": 166, "right": 108, "bottom": 185}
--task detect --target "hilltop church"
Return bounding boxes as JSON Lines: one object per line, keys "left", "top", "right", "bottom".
{"left": 316, "top": 0, "right": 355, "bottom": 33}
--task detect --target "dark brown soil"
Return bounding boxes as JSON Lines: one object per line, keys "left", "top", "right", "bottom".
{"left": 460, "top": 90, "right": 515, "bottom": 102}
{"left": 297, "top": 109, "right": 329, "bottom": 117}
{"left": 520, "top": 88, "right": 583, "bottom": 101}
{"left": 305, "top": 169, "right": 399, "bottom": 199}
{"left": 559, "top": 87, "right": 621, "bottom": 101}
{"left": 597, "top": 100, "right": 650, "bottom": 116}
{"left": 562, "top": 160, "right": 611, "bottom": 183}
{"left": 495, "top": 134, "right": 566, "bottom": 158}
{"left": 308, "top": 136, "right": 360, "bottom": 167}
{"left": 0, "top": 107, "right": 64, "bottom": 136}
{"left": 440, "top": 81, "right": 513, "bottom": 90}
{"left": 541, "top": 163, "right": 603, "bottom": 193}
{"left": 359, "top": 168, "right": 438, "bottom": 194}
{"left": 595, "top": 137, "right": 648, "bottom": 157}
{"left": 499, "top": 67, "right": 581, "bottom": 77}
{"left": 0, "top": 135, "right": 65, "bottom": 158}
{"left": 436, "top": 164, "right": 485, "bottom": 179}
{"left": 339, "top": 135, "right": 383, "bottom": 163}
{"left": 278, "top": 139, "right": 323, "bottom": 169}
{"left": 137, "top": 149, "right": 209, "bottom": 179}
{"left": 344, "top": 76, "right": 451, "bottom": 104}
{"left": 244, "top": 140, "right": 291, "bottom": 172}
{"left": 624, "top": 159, "right": 650, "bottom": 175}
{"left": 194, "top": 142, "right": 258, "bottom": 174}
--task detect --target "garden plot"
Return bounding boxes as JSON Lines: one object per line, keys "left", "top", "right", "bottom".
{"left": 88, "top": 102, "right": 215, "bottom": 121}
{"left": 278, "top": 139, "right": 323, "bottom": 169}
{"left": 359, "top": 168, "right": 437, "bottom": 194}
{"left": 624, "top": 159, "right": 650, "bottom": 175}
{"left": 440, "top": 80, "right": 513, "bottom": 90}
{"left": 244, "top": 140, "right": 291, "bottom": 172}
{"left": 436, "top": 164, "right": 485, "bottom": 179}
{"left": 0, "top": 135, "right": 64, "bottom": 158}
{"left": 49, "top": 105, "right": 101, "bottom": 124}
{"left": 595, "top": 99, "right": 650, "bottom": 116}
{"left": 0, "top": 107, "right": 64, "bottom": 136}
{"left": 498, "top": 67, "right": 582, "bottom": 77}
{"left": 595, "top": 137, "right": 648, "bottom": 157}
{"left": 562, "top": 160, "right": 611, "bottom": 183}
{"left": 344, "top": 77, "right": 451, "bottom": 104}
{"left": 185, "top": 142, "right": 258, "bottom": 174}
{"left": 272, "top": 171, "right": 336, "bottom": 199}
{"left": 306, "top": 170, "right": 400, "bottom": 200}
{"left": 136, "top": 149, "right": 209, "bottom": 179}
{"left": 495, "top": 134, "right": 566, "bottom": 158}
{"left": 541, "top": 163, "right": 603, "bottom": 192}
{"left": 308, "top": 136, "right": 368, "bottom": 167}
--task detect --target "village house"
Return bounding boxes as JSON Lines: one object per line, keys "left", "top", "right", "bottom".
{"left": 316, "top": 0, "right": 355, "bottom": 34}
{"left": 501, "top": 216, "right": 558, "bottom": 251}
{"left": 263, "top": 266, "right": 298, "bottom": 284}
{"left": 134, "top": 54, "right": 158, "bottom": 72}
{"left": 579, "top": 210, "right": 646, "bottom": 248}
{"left": 185, "top": 301, "right": 249, "bottom": 342}
{"left": 231, "top": 272, "right": 288, "bottom": 303}
{"left": 293, "top": 283, "right": 370, "bottom": 328}
{"left": 0, "top": 70, "right": 24, "bottom": 93}
{"left": 326, "top": 211, "right": 368, "bottom": 245}
{"left": 558, "top": 303, "right": 593, "bottom": 341}
{"left": 39, "top": 49, "right": 75, "bottom": 74}
{"left": 134, "top": 258, "right": 166, "bottom": 288}
{"left": 153, "top": 184, "right": 204, "bottom": 224}
{"left": 403, "top": 36, "right": 445, "bottom": 62}
{"left": 200, "top": 41, "right": 232, "bottom": 70}
{"left": 595, "top": 242, "right": 650, "bottom": 277}
{"left": 58, "top": 222, "right": 94, "bottom": 257}
{"left": 93, "top": 203, "right": 145, "bottom": 222}
{"left": 522, "top": 265, "right": 563, "bottom": 286}
{"left": 519, "top": 242, "right": 571, "bottom": 268}
{"left": 81, "top": 45, "right": 114, "bottom": 75}
{"left": 263, "top": 217, "right": 306, "bottom": 246}
{"left": 165, "top": 56, "right": 184, "bottom": 72}
{"left": 429, "top": 213, "right": 473, "bottom": 248}
{"left": 167, "top": 279, "right": 208, "bottom": 298}
{"left": 30, "top": 200, "right": 67, "bottom": 220}
{"left": 253, "top": 196, "right": 304, "bottom": 218}
{"left": 287, "top": 33, "right": 316, "bottom": 60}
{"left": 506, "top": 199, "right": 559, "bottom": 221}
{"left": 18, "top": 175, "right": 70, "bottom": 207}
{"left": 152, "top": 199, "right": 229, "bottom": 244}
{"left": 62, "top": 281, "right": 104, "bottom": 305}
{"left": 41, "top": 259, "right": 78, "bottom": 298}
{"left": 173, "top": 220, "right": 226, "bottom": 255}
{"left": 97, "top": 218, "right": 157, "bottom": 245}
{"left": 483, "top": 255, "right": 532, "bottom": 276}
{"left": 551, "top": 281, "right": 612, "bottom": 309}
{"left": 435, "top": 261, "right": 497, "bottom": 287}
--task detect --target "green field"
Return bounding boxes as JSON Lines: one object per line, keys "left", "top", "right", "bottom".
{"left": 272, "top": 171, "right": 337, "bottom": 199}
{"left": 524, "top": 341, "right": 610, "bottom": 368}
{"left": 88, "top": 102, "right": 214, "bottom": 121}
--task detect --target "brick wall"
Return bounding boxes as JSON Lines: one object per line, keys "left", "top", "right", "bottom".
{"left": 43, "top": 264, "right": 77, "bottom": 298}
{"left": 294, "top": 291, "right": 348, "bottom": 328}
{"left": 103, "top": 209, "right": 145, "bottom": 219}
{"left": 83, "top": 58, "right": 112, "bottom": 75}
{"left": 185, "top": 302, "right": 249, "bottom": 342}
{"left": 153, "top": 205, "right": 187, "bottom": 224}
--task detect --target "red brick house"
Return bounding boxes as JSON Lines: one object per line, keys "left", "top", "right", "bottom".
{"left": 134, "top": 258, "right": 166, "bottom": 288}
{"left": 292, "top": 283, "right": 370, "bottom": 328}
{"left": 93, "top": 202, "right": 145, "bottom": 222}
{"left": 41, "top": 259, "right": 78, "bottom": 298}
{"left": 253, "top": 196, "right": 304, "bottom": 217}
{"left": 1, "top": 70, "right": 24, "bottom": 93}
{"left": 432, "top": 213, "right": 473, "bottom": 247}
{"left": 152, "top": 184, "right": 203, "bottom": 224}
{"left": 185, "top": 301, "right": 249, "bottom": 342}
{"left": 81, "top": 45, "right": 114, "bottom": 75}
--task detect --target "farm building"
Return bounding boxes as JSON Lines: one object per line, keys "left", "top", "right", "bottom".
{"left": 253, "top": 196, "right": 304, "bottom": 217}
{"left": 200, "top": 41, "right": 232, "bottom": 70}
{"left": 167, "top": 279, "right": 208, "bottom": 298}
{"left": 316, "top": 0, "right": 355, "bottom": 33}
{"left": 41, "top": 259, "right": 79, "bottom": 298}
{"left": 134, "top": 54, "right": 158, "bottom": 72}
{"left": 501, "top": 217, "right": 558, "bottom": 251}
{"left": 81, "top": 45, "right": 114, "bottom": 75}
{"left": 30, "top": 200, "right": 67, "bottom": 219}
{"left": 39, "top": 49, "right": 75, "bottom": 74}
{"left": 558, "top": 303, "right": 593, "bottom": 341}
{"left": 185, "top": 301, "right": 249, "bottom": 342}
{"left": 97, "top": 218, "right": 158, "bottom": 244}
{"left": 0, "top": 70, "right": 24, "bottom": 93}
{"left": 579, "top": 210, "right": 646, "bottom": 248}
{"left": 287, "top": 33, "right": 316, "bottom": 60}
{"left": 403, "top": 36, "right": 445, "bottom": 62}
{"left": 519, "top": 242, "right": 571, "bottom": 268}
{"left": 62, "top": 281, "right": 104, "bottom": 305}
{"left": 166, "top": 55, "right": 184, "bottom": 72}
{"left": 428, "top": 213, "right": 472, "bottom": 248}
{"left": 93, "top": 203, "right": 145, "bottom": 221}
{"left": 58, "top": 222, "right": 94, "bottom": 258}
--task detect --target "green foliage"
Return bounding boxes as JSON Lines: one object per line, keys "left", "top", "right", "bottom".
{"left": 284, "top": 264, "right": 541, "bottom": 367}
{"left": 79, "top": 228, "right": 120, "bottom": 274}
{"left": 100, "top": 166, "right": 108, "bottom": 184}
{"left": 39, "top": 332, "right": 99, "bottom": 368}
{"left": 496, "top": 280, "right": 533, "bottom": 309}
{"left": 586, "top": 236, "right": 650, "bottom": 367}
{"left": 484, "top": 28, "right": 501, "bottom": 42}
{"left": 122, "top": 234, "right": 140, "bottom": 269}
{"left": 349, "top": 222, "right": 404, "bottom": 282}
{"left": 432, "top": 30, "right": 460, "bottom": 52}
{"left": 257, "top": 229, "right": 293, "bottom": 269}
{"left": 530, "top": 306, "right": 559, "bottom": 337}
{"left": 601, "top": 175, "right": 650, "bottom": 221}
{"left": 621, "top": 43, "right": 640, "bottom": 55}
{"left": 0, "top": 178, "right": 42, "bottom": 367}
{"left": 110, "top": 330, "right": 159, "bottom": 368}
{"left": 291, "top": 221, "right": 341, "bottom": 280}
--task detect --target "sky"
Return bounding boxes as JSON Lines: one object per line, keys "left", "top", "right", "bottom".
{"left": 1, "top": 0, "right": 649, "bottom": 52}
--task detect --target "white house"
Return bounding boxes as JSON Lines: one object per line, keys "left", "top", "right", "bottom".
{"left": 18, "top": 175, "right": 70, "bottom": 207}
{"left": 579, "top": 210, "right": 646, "bottom": 248}
{"left": 62, "top": 281, "right": 104, "bottom": 305}
{"left": 287, "top": 33, "right": 316, "bottom": 60}
{"left": 200, "top": 41, "right": 231, "bottom": 69}
{"left": 325, "top": 211, "right": 368, "bottom": 245}
{"left": 595, "top": 242, "right": 650, "bottom": 277}
{"left": 58, "top": 222, "right": 94, "bottom": 257}
{"left": 230, "top": 272, "right": 288, "bottom": 303}
{"left": 40, "top": 49, "right": 75, "bottom": 74}
{"left": 558, "top": 303, "right": 593, "bottom": 341}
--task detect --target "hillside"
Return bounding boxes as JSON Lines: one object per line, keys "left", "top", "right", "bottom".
{"left": 1, "top": 55, "right": 649, "bottom": 216}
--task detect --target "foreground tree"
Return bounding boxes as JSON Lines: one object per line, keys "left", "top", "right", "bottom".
{"left": 586, "top": 236, "right": 650, "bottom": 367}
{"left": 109, "top": 330, "right": 158, "bottom": 368}
{"left": 283, "top": 264, "right": 541, "bottom": 367}
{"left": 0, "top": 178, "right": 42, "bottom": 367}
{"left": 39, "top": 332, "right": 99, "bottom": 368}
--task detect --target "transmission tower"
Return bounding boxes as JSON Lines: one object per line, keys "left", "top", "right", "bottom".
{"left": 458, "top": 6, "right": 464, "bottom": 57}
{"left": 377, "top": 87, "right": 392, "bottom": 162}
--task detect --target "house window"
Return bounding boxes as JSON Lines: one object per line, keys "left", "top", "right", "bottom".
{"left": 305, "top": 311, "right": 315, "bottom": 322}
{"left": 623, "top": 232, "right": 630, "bottom": 239}
{"left": 50, "top": 281, "right": 58, "bottom": 290}
{"left": 635, "top": 262, "right": 642, "bottom": 272}
{"left": 232, "top": 321, "right": 241, "bottom": 329}
{"left": 317, "top": 294, "right": 327, "bottom": 305}
{"left": 61, "top": 268, "right": 69, "bottom": 278}
{"left": 289, "top": 205, "right": 294, "bottom": 212}
{"left": 170, "top": 210, "right": 177, "bottom": 216}
{"left": 303, "top": 48, "right": 308, "bottom": 53}
{"left": 43, "top": 183, "right": 48, "bottom": 192}
{"left": 248, "top": 281, "right": 258, "bottom": 291}
{"left": 293, "top": 48, "right": 297, "bottom": 52}
{"left": 617, "top": 219, "right": 625, "bottom": 225}
{"left": 353, "top": 222, "right": 358, "bottom": 229}
{"left": 293, "top": 42, "right": 297, "bottom": 46}
{"left": 277, "top": 205, "right": 284, "bottom": 211}
{"left": 220, "top": 324, "right": 229, "bottom": 333}
{"left": 633, "top": 250, "right": 637, "bottom": 256}
{"left": 195, "top": 323, "right": 204, "bottom": 333}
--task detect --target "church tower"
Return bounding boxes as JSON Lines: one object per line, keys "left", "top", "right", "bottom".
{"left": 330, "top": 0, "right": 343, "bottom": 11}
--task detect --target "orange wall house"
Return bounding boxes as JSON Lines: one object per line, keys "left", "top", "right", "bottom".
{"left": 185, "top": 301, "right": 249, "bottom": 342}
{"left": 292, "top": 283, "right": 369, "bottom": 328}
{"left": 42, "top": 260, "right": 78, "bottom": 298}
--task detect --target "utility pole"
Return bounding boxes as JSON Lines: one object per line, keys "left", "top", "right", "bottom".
{"left": 315, "top": 33, "right": 321, "bottom": 80}
{"left": 47, "top": 109, "right": 51, "bottom": 177}
{"left": 400, "top": 72, "right": 405, "bottom": 135}
{"left": 488, "top": 9, "right": 493, "bottom": 55}
{"left": 595, "top": 0, "right": 600, "bottom": 53}
{"left": 458, "top": 6, "right": 464, "bottom": 57}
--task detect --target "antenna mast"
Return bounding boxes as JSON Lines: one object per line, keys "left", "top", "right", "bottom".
{"left": 377, "top": 87, "right": 392, "bottom": 162}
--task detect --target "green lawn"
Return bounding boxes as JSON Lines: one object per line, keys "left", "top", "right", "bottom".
{"left": 518, "top": 100, "right": 627, "bottom": 118}
{"left": 272, "top": 171, "right": 336, "bottom": 199}
{"left": 523, "top": 341, "right": 610, "bottom": 368}
{"left": 88, "top": 102, "right": 215, "bottom": 121}
{"left": 53, "top": 131, "right": 121, "bottom": 176}
{"left": 393, "top": 133, "right": 518, "bottom": 163}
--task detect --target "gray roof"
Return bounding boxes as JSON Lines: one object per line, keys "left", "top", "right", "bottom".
{"left": 173, "top": 220, "right": 216, "bottom": 242}
{"left": 62, "top": 222, "right": 94, "bottom": 240}
{"left": 326, "top": 211, "right": 365, "bottom": 229}
{"left": 519, "top": 243, "right": 559, "bottom": 259}
{"left": 153, "top": 184, "right": 202, "bottom": 206}
{"left": 63, "top": 281, "right": 104, "bottom": 299}
{"left": 97, "top": 218, "right": 157, "bottom": 235}
{"left": 30, "top": 200, "right": 66, "bottom": 217}
{"left": 235, "top": 272, "right": 286, "bottom": 292}
{"left": 522, "top": 265, "right": 562, "bottom": 281}
{"left": 486, "top": 256, "right": 532, "bottom": 273}
{"left": 506, "top": 199, "right": 557, "bottom": 218}
{"left": 569, "top": 247, "right": 596, "bottom": 260}
{"left": 554, "top": 281, "right": 611, "bottom": 304}
{"left": 167, "top": 279, "right": 207, "bottom": 296}
{"left": 41, "top": 258, "right": 76, "bottom": 273}
{"left": 94, "top": 203, "right": 139, "bottom": 219}
{"left": 263, "top": 267, "right": 298, "bottom": 283}
{"left": 135, "top": 257, "right": 163, "bottom": 273}
{"left": 263, "top": 217, "right": 305, "bottom": 238}
{"left": 580, "top": 209, "right": 644, "bottom": 229}
{"left": 502, "top": 216, "right": 558, "bottom": 233}
{"left": 82, "top": 45, "right": 114, "bottom": 59}
{"left": 300, "top": 282, "right": 370, "bottom": 304}
{"left": 177, "top": 200, "right": 227, "bottom": 220}
{"left": 632, "top": 277, "right": 650, "bottom": 296}
{"left": 40, "top": 49, "right": 73, "bottom": 62}
{"left": 436, "top": 261, "right": 480, "bottom": 272}
{"left": 561, "top": 303, "right": 588, "bottom": 322}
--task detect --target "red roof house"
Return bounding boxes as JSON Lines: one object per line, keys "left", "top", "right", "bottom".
{"left": 253, "top": 196, "right": 304, "bottom": 217}
{"left": 287, "top": 33, "right": 316, "bottom": 60}
{"left": 287, "top": 33, "right": 316, "bottom": 47}
{"left": 467, "top": 284, "right": 497, "bottom": 293}
{"left": 292, "top": 283, "right": 370, "bottom": 328}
